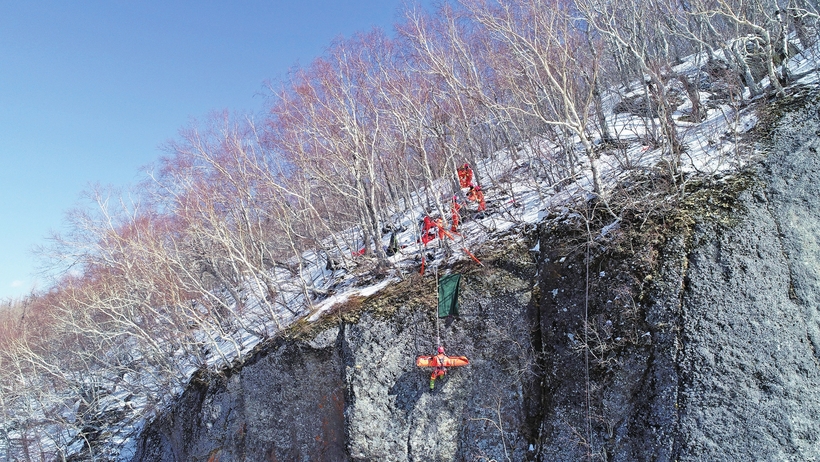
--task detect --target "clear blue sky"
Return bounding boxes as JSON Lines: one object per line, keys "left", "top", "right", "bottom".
{"left": 0, "top": 0, "right": 431, "bottom": 301}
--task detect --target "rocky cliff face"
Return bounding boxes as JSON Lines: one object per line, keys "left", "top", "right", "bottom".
{"left": 133, "top": 245, "right": 541, "bottom": 462}
{"left": 674, "top": 97, "right": 820, "bottom": 459}
{"left": 133, "top": 93, "right": 820, "bottom": 461}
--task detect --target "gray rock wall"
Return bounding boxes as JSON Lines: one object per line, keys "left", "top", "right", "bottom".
{"left": 531, "top": 96, "right": 820, "bottom": 461}
{"left": 676, "top": 101, "right": 820, "bottom": 460}
{"left": 133, "top": 336, "right": 348, "bottom": 461}
{"left": 134, "top": 251, "right": 540, "bottom": 462}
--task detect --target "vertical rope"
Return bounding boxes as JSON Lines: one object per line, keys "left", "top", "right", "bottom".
{"left": 584, "top": 240, "right": 592, "bottom": 460}
{"left": 584, "top": 217, "right": 593, "bottom": 461}
{"left": 435, "top": 266, "right": 441, "bottom": 348}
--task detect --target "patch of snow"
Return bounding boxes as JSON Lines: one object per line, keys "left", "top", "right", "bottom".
{"left": 308, "top": 293, "right": 352, "bottom": 322}
{"left": 601, "top": 219, "right": 621, "bottom": 238}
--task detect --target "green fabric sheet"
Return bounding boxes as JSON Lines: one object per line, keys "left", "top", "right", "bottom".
{"left": 438, "top": 273, "right": 461, "bottom": 317}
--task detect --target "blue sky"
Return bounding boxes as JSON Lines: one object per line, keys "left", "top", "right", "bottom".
{"left": 0, "top": 0, "right": 431, "bottom": 301}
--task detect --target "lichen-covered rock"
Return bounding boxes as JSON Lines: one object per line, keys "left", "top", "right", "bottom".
{"left": 133, "top": 251, "right": 540, "bottom": 462}
{"left": 133, "top": 337, "right": 347, "bottom": 462}
{"left": 674, "top": 98, "right": 820, "bottom": 461}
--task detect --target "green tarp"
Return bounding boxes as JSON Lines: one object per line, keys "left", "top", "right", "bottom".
{"left": 438, "top": 273, "right": 461, "bottom": 317}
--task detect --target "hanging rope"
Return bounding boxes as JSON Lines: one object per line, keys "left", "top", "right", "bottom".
{"left": 435, "top": 266, "right": 441, "bottom": 349}
{"left": 584, "top": 213, "right": 593, "bottom": 461}
{"left": 584, "top": 231, "right": 592, "bottom": 460}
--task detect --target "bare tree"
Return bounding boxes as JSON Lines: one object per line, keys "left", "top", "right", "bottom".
{"left": 268, "top": 31, "right": 399, "bottom": 263}
{"left": 461, "top": 0, "right": 610, "bottom": 204}
{"left": 578, "top": 0, "right": 688, "bottom": 180}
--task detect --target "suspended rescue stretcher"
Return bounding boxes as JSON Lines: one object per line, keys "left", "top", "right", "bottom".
{"left": 416, "top": 346, "right": 470, "bottom": 390}
{"left": 416, "top": 272, "right": 470, "bottom": 389}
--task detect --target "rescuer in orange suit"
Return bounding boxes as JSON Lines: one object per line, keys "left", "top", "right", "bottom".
{"left": 450, "top": 196, "right": 461, "bottom": 232}
{"left": 467, "top": 185, "right": 486, "bottom": 212}
{"left": 430, "top": 346, "right": 448, "bottom": 389}
{"left": 435, "top": 217, "right": 446, "bottom": 240}
{"left": 420, "top": 216, "right": 437, "bottom": 245}
{"left": 417, "top": 345, "right": 469, "bottom": 389}
{"left": 457, "top": 163, "right": 473, "bottom": 189}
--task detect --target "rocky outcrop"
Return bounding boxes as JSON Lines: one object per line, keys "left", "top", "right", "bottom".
{"left": 132, "top": 335, "right": 348, "bottom": 461}
{"left": 674, "top": 98, "right": 820, "bottom": 460}
{"left": 133, "top": 93, "right": 820, "bottom": 461}
{"left": 532, "top": 93, "right": 820, "bottom": 461}
{"left": 134, "top": 247, "right": 542, "bottom": 462}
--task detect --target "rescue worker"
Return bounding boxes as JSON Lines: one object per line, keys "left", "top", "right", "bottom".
{"left": 467, "top": 185, "right": 486, "bottom": 211}
{"left": 417, "top": 346, "right": 469, "bottom": 388}
{"left": 430, "top": 346, "right": 448, "bottom": 389}
{"left": 386, "top": 231, "right": 399, "bottom": 256}
{"left": 450, "top": 196, "right": 462, "bottom": 232}
{"left": 420, "top": 216, "right": 438, "bottom": 245}
{"left": 457, "top": 163, "right": 474, "bottom": 189}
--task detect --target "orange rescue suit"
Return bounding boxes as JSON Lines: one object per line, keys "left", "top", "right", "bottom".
{"left": 416, "top": 348, "right": 470, "bottom": 389}
{"left": 467, "top": 186, "right": 486, "bottom": 211}
{"left": 457, "top": 164, "right": 474, "bottom": 189}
